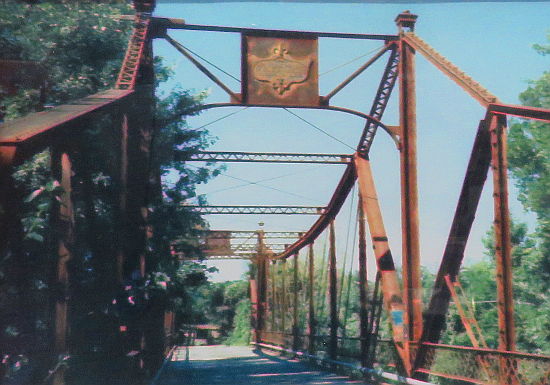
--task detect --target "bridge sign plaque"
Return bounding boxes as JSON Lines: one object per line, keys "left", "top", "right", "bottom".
{"left": 242, "top": 34, "right": 319, "bottom": 106}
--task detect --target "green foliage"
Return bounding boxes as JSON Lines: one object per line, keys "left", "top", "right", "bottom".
{"left": 0, "top": 1, "right": 134, "bottom": 119}
{"left": 505, "top": 35, "right": 550, "bottom": 353}
{"left": 0, "top": 2, "right": 221, "bottom": 383}
{"left": 225, "top": 299, "right": 252, "bottom": 345}
{"left": 169, "top": 278, "right": 251, "bottom": 345}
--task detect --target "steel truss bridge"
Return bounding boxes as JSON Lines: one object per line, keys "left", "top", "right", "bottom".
{"left": 1, "top": 1, "right": 549, "bottom": 385}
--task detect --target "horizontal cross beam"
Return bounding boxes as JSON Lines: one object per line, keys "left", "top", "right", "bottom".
{"left": 151, "top": 17, "right": 399, "bottom": 41}
{"left": 172, "top": 231, "right": 302, "bottom": 246}
{"left": 186, "top": 151, "right": 353, "bottom": 164}
{"left": 220, "top": 231, "right": 303, "bottom": 239}
{"left": 176, "top": 253, "right": 257, "bottom": 261}
{"left": 183, "top": 205, "right": 326, "bottom": 215}
{"left": 230, "top": 244, "right": 288, "bottom": 251}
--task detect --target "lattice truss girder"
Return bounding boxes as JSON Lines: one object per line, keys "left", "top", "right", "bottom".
{"left": 115, "top": 12, "right": 151, "bottom": 90}
{"left": 187, "top": 151, "right": 353, "bottom": 164}
{"left": 172, "top": 230, "right": 303, "bottom": 260}
{"left": 182, "top": 205, "right": 326, "bottom": 215}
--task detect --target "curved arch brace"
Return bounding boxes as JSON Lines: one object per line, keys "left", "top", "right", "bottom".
{"left": 191, "top": 103, "right": 399, "bottom": 146}
{"left": 186, "top": 103, "right": 397, "bottom": 260}
{"left": 273, "top": 161, "right": 357, "bottom": 260}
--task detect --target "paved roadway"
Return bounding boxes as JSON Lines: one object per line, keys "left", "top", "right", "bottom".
{"left": 153, "top": 345, "right": 364, "bottom": 385}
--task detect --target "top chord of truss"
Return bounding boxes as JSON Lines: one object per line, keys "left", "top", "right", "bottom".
{"left": 183, "top": 205, "right": 326, "bottom": 215}
{"left": 187, "top": 151, "right": 353, "bottom": 164}
{"left": 151, "top": 17, "right": 399, "bottom": 41}
{"left": 198, "top": 231, "right": 304, "bottom": 239}
{"left": 175, "top": 253, "right": 259, "bottom": 261}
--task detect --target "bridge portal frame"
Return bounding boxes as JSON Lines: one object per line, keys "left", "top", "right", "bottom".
{"left": 1, "top": 3, "right": 550, "bottom": 384}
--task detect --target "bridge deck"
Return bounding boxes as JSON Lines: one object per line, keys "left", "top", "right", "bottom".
{"left": 154, "top": 345, "right": 363, "bottom": 385}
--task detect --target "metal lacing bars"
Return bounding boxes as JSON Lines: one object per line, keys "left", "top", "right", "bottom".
{"left": 115, "top": 12, "right": 151, "bottom": 90}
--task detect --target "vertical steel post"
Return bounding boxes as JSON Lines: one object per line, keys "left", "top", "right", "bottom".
{"left": 51, "top": 149, "right": 74, "bottom": 385}
{"left": 489, "top": 114, "right": 516, "bottom": 383}
{"left": 281, "top": 259, "right": 287, "bottom": 336}
{"left": 357, "top": 196, "right": 370, "bottom": 367}
{"left": 396, "top": 12, "right": 423, "bottom": 349}
{"left": 117, "top": 113, "right": 128, "bottom": 283}
{"left": 0, "top": 146, "right": 17, "bottom": 258}
{"left": 270, "top": 261, "right": 276, "bottom": 331}
{"left": 328, "top": 221, "right": 338, "bottom": 361}
{"left": 256, "top": 230, "right": 267, "bottom": 342}
{"left": 292, "top": 252, "right": 299, "bottom": 351}
{"left": 264, "top": 255, "right": 270, "bottom": 330}
{"left": 307, "top": 243, "right": 316, "bottom": 354}
{"left": 355, "top": 154, "right": 410, "bottom": 374}
{"left": 249, "top": 273, "right": 259, "bottom": 343}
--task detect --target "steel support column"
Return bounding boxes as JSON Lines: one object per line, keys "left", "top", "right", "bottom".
{"left": 116, "top": 113, "right": 129, "bottom": 283}
{"left": 0, "top": 146, "right": 17, "bottom": 256}
{"left": 398, "top": 26, "right": 422, "bottom": 347}
{"left": 256, "top": 230, "right": 267, "bottom": 341}
{"left": 489, "top": 114, "right": 516, "bottom": 383}
{"left": 357, "top": 197, "right": 369, "bottom": 367}
{"left": 355, "top": 154, "right": 410, "bottom": 374}
{"left": 328, "top": 221, "right": 338, "bottom": 361}
{"left": 250, "top": 275, "right": 259, "bottom": 343}
{"left": 270, "top": 261, "right": 276, "bottom": 331}
{"left": 51, "top": 148, "right": 74, "bottom": 385}
{"left": 292, "top": 252, "right": 299, "bottom": 351}
{"left": 307, "top": 244, "right": 316, "bottom": 354}
{"left": 281, "top": 259, "right": 287, "bottom": 335}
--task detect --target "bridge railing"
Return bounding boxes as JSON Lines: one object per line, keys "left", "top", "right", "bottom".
{"left": 258, "top": 329, "right": 550, "bottom": 385}
{"left": 413, "top": 342, "right": 550, "bottom": 385}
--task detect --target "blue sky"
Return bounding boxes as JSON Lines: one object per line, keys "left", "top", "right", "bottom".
{"left": 153, "top": 1, "right": 549, "bottom": 281}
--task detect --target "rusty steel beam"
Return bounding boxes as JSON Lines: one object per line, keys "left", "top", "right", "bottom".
{"left": 413, "top": 119, "right": 492, "bottom": 377}
{"left": 250, "top": 277, "right": 259, "bottom": 342}
{"left": 403, "top": 33, "right": 498, "bottom": 107}
{"left": 355, "top": 154, "right": 410, "bottom": 375}
{"left": 257, "top": 230, "right": 268, "bottom": 341}
{"left": 398, "top": 30, "right": 423, "bottom": 346}
{"left": 281, "top": 259, "right": 288, "bottom": 333}
{"left": 323, "top": 45, "right": 391, "bottom": 103}
{"left": 176, "top": 253, "right": 257, "bottom": 260}
{"left": 116, "top": 114, "right": 129, "bottom": 283}
{"left": 194, "top": 103, "right": 398, "bottom": 143}
{"left": 51, "top": 148, "right": 74, "bottom": 385}
{"left": 273, "top": 164, "right": 356, "bottom": 260}
{"left": 488, "top": 102, "right": 550, "bottom": 122}
{"left": 307, "top": 244, "right": 316, "bottom": 355}
{"left": 164, "top": 35, "right": 241, "bottom": 102}
{"left": 186, "top": 151, "right": 353, "bottom": 164}
{"left": 153, "top": 18, "right": 399, "bottom": 41}
{"left": 184, "top": 205, "right": 326, "bottom": 215}
{"left": 357, "top": 43, "right": 400, "bottom": 156}
{"left": 0, "top": 146, "right": 17, "bottom": 256}
{"left": 237, "top": 242, "right": 289, "bottom": 248}
{"left": 270, "top": 261, "right": 276, "bottom": 331}
{"left": 443, "top": 273, "right": 495, "bottom": 385}
{"left": 222, "top": 244, "right": 287, "bottom": 252}
{"left": 184, "top": 230, "right": 303, "bottom": 240}
{"left": 0, "top": 89, "right": 134, "bottom": 145}
{"left": 489, "top": 114, "right": 517, "bottom": 384}
{"left": 115, "top": 12, "right": 151, "bottom": 90}
{"left": 292, "top": 252, "right": 299, "bottom": 351}
{"left": 328, "top": 221, "right": 338, "bottom": 362}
